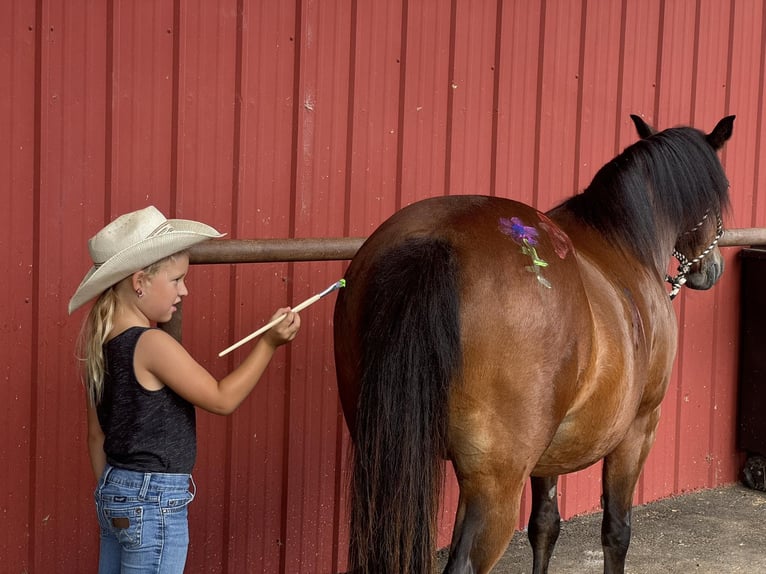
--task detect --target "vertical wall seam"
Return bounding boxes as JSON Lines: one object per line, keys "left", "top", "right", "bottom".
{"left": 653, "top": 0, "right": 665, "bottom": 123}
{"left": 531, "top": 0, "right": 547, "bottom": 209}
{"left": 394, "top": 0, "right": 408, "bottom": 209}
{"left": 670, "top": 0, "right": 703, "bottom": 492}
{"left": 333, "top": 0, "right": 359, "bottom": 569}
{"left": 28, "top": 0, "right": 43, "bottom": 567}
{"left": 105, "top": 0, "right": 114, "bottom": 220}
{"left": 752, "top": 0, "right": 766, "bottom": 225}
{"left": 169, "top": 0, "right": 180, "bottom": 216}
{"left": 342, "top": 0, "right": 357, "bottom": 235}
{"left": 230, "top": 0, "right": 244, "bottom": 238}
{"left": 281, "top": 1, "right": 304, "bottom": 571}
{"left": 687, "top": 0, "right": 703, "bottom": 485}
{"left": 572, "top": 0, "right": 587, "bottom": 196}
{"left": 614, "top": 0, "right": 627, "bottom": 155}
{"left": 222, "top": 1, "right": 247, "bottom": 570}
{"left": 723, "top": 0, "right": 735, "bottom": 144}
{"left": 689, "top": 0, "right": 701, "bottom": 124}
{"left": 287, "top": 0, "right": 300, "bottom": 243}
{"left": 443, "top": 0, "right": 457, "bottom": 196}
{"left": 488, "top": 0, "right": 503, "bottom": 198}
{"left": 708, "top": 0, "right": 738, "bottom": 487}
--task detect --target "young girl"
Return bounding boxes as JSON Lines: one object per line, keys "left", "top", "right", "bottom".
{"left": 69, "top": 206, "right": 301, "bottom": 573}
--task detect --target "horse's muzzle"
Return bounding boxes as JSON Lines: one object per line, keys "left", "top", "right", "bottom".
{"left": 685, "top": 257, "right": 725, "bottom": 290}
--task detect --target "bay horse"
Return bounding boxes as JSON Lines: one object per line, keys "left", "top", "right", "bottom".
{"left": 333, "top": 115, "right": 734, "bottom": 574}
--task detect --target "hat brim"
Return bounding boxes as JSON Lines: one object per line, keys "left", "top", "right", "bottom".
{"left": 68, "top": 219, "right": 224, "bottom": 314}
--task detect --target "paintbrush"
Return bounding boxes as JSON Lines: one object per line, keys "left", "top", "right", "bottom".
{"left": 218, "top": 278, "right": 346, "bottom": 357}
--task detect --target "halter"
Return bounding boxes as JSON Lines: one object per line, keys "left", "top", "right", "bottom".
{"left": 665, "top": 211, "right": 724, "bottom": 300}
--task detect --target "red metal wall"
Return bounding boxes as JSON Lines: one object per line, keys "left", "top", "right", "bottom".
{"left": 3, "top": 1, "right": 765, "bottom": 572}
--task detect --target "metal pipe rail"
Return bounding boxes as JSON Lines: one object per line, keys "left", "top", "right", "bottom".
{"left": 187, "top": 228, "right": 766, "bottom": 266}
{"left": 719, "top": 227, "right": 766, "bottom": 247}
{"left": 189, "top": 237, "right": 365, "bottom": 264}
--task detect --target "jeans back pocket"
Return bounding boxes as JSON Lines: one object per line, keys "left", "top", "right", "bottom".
{"left": 102, "top": 505, "right": 144, "bottom": 550}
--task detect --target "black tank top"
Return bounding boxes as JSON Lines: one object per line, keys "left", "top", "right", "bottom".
{"left": 98, "top": 326, "right": 197, "bottom": 473}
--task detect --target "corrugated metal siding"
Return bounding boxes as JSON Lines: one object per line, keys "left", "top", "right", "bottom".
{"left": 3, "top": 1, "right": 765, "bottom": 572}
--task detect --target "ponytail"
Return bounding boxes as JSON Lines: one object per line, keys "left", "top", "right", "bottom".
{"left": 77, "top": 287, "right": 118, "bottom": 407}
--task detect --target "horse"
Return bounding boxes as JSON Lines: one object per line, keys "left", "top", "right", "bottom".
{"left": 333, "top": 114, "right": 734, "bottom": 574}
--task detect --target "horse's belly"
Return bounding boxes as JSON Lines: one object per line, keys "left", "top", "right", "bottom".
{"left": 532, "top": 424, "right": 624, "bottom": 476}
{"left": 530, "top": 395, "right": 643, "bottom": 476}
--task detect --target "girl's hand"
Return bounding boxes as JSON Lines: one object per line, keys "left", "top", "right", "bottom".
{"left": 263, "top": 307, "right": 301, "bottom": 347}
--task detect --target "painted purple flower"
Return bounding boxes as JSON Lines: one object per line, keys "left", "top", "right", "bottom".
{"left": 499, "top": 216, "right": 539, "bottom": 246}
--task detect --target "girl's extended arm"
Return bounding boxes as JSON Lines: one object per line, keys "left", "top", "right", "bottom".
{"left": 135, "top": 308, "right": 300, "bottom": 415}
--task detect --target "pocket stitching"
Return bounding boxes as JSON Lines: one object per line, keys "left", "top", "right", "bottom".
{"left": 102, "top": 505, "right": 144, "bottom": 549}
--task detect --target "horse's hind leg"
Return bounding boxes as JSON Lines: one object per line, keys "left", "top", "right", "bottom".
{"left": 601, "top": 411, "right": 661, "bottom": 574}
{"left": 528, "top": 476, "right": 561, "bottom": 574}
{"left": 600, "top": 456, "right": 636, "bottom": 574}
{"left": 443, "top": 471, "right": 527, "bottom": 574}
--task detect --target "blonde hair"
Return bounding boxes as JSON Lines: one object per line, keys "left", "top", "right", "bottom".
{"left": 78, "top": 287, "right": 118, "bottom": 406}
{"left": 77, "top": 252, "right": 186, "bottom": 406}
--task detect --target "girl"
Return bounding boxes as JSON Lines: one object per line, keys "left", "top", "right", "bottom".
{"left": 69, "top": 206, "right": 301, "bottom": 573}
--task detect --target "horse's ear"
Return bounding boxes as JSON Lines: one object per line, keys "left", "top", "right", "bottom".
{"left": 630, "top": 114, "right": 656, "bottom": 139}
{"left": 707, "top": 115, "right": 736, "bottom": 150}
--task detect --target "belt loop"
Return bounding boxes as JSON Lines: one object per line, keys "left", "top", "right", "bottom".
{"left": 139, "top": 473, "right": 152, "bottom": 500}
{"left": 102, "top": 464, "right": 113, "bottom": 484}
{"left": 97, "top": 464, "right": 113, "bottom": 494}
{"left": 188, "top": 475, "right": 197, "bottom": 499}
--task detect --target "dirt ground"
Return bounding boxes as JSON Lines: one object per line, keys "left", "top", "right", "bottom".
{"left": 436, "top": 483, "right": 766, "bottom": 573}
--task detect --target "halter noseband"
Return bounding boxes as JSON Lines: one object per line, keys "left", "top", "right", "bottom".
{"left": 665, "top": 211, "right": 724, "bottom": 300}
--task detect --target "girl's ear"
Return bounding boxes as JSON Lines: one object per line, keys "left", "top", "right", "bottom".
{"left": 131, "top": 271, "right": 147, "bottom": 292}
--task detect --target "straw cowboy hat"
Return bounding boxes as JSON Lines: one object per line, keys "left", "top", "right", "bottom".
{"left": 68, "top": 206, "right": 225, "bottom": 314}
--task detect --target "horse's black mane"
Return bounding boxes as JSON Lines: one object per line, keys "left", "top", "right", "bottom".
{"left": 561, "top": 126, "right": 730, "bottom": 268}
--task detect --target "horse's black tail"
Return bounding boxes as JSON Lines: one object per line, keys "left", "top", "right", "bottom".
{"left": 348, "top": 236, "right": 462, "bottom": 574}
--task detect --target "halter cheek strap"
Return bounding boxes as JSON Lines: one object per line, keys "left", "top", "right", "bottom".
{"left": 665, "top": 213, "right": 724, "bottom": 300}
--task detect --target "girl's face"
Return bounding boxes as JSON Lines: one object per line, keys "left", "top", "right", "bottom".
{"left": 139, "top": 253, "right": 190, "bottom": 323}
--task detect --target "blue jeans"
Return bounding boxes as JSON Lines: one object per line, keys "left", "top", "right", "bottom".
{"left": 95, "top": 465, "right": 196, "bottom": 574}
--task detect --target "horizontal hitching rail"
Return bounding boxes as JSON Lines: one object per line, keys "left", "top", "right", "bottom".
{"left": 187, "top": 228, "right": 764, "bottom": 266}
{"left": 189, "top": 237, "right": 365, "bottom": 264}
